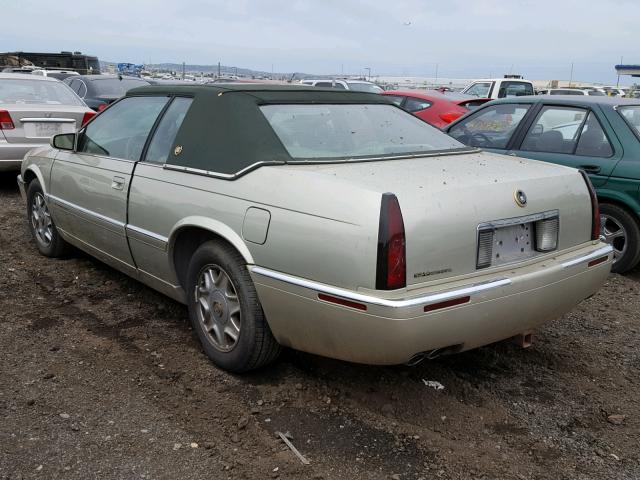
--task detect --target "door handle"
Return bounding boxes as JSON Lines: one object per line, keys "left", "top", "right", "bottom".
{"left": 111, "top": 176, "right": 125, "bottom": 190}
{"left": 579, "top": 165, "right": 601, "bottom": 174}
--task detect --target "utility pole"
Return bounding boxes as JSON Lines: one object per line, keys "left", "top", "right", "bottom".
{"left": 617, "top": 56, "right": 623, "bottom": 88}
{"left": 434, "top": 63, "right": 439, "bottom": 87}
{"left": 568, "top": 62, "right": 574, "bottom": 87}
{"left": 218, "top": 61, "right": 221, "bottom": 77}
{"left": 182, "top": 62, "right": 185, "bottom": 80}
{"left": 365, "top": 67, "right": 371, "bottom": 81}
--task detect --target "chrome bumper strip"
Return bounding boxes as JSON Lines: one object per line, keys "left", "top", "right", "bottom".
{"left": 251, "top": 266, "right": 511, "bottom": 309}
{"left": 126, "top": 224, "right": 169, "bottom": 243}
{"left": 47, "top": 193, "right": 125, "bottom": 228}
{"left": 561, "top": 245, "right": 613, "bottom": 268}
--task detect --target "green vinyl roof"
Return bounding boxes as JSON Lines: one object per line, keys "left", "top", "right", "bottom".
{"left": 125, "top": 83, "right": 394, "bottom": 178}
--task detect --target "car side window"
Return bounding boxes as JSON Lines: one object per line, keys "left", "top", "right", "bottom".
{"left": 384, "top": 95, "right": 405, "bottom": 107}
{"left": 404, "top": 97, "right": 432, "bottom": 113}
{"left": 67, "top": 79, "right": 80, "bottom": 93}
{"left": 464, "top": 82, "right": 492, "bottom": 97}
{"left": 448, "top": 104, "right": 531, "bottom": 149}
{"left": 315, "top": 82, "right": 333, "bottom": 88}
{"left": 77, "top": 80, "right": 87, "bottom": 98}
{"left": 575, "top": 112, "right": 613, "bottom": 157}
{"left": 520, "top": 106, "right": 588, "bottom": 154}
{"left": 145, "top": 97, "right": 193, "bottom": 164}
{"left": 77, "top": 96, "right": 169, "bottom": 161}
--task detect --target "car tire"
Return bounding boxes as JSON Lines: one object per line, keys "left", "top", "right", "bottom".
{"left": 26, "top": 180, "right": 69, "bottom": 258}
{"left": 186, "top": 240, "right": 281, "bottom": 372}
{"left": 600, "top": 203, "right": 640, "bottom": 274}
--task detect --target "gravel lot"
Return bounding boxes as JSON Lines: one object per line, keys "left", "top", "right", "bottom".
{"left": 0, "top": 172, "right": 638, "bottom": 480}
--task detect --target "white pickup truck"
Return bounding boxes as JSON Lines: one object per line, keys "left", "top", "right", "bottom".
{"left": 461, "top": 78, "right": 534, "bottom": 99}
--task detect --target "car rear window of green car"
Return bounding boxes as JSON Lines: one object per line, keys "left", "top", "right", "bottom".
{"left": 619, "top": 106, "right": 640, "bottom": 138}
{"left": 260, "top": 104, "right": 464, "bottom": 160}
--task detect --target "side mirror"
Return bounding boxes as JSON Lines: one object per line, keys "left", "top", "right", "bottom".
{"left": 530, "top": 124, "right": 544, "bottom": 136}
{"left": 51, "top": 133, "right": 76, "bottom": 151}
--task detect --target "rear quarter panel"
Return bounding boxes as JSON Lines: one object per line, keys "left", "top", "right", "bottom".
{"left": 127, "top": 164, "right": 382, "bottom": 291}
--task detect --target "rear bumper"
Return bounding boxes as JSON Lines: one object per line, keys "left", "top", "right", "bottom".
{"left": 250, "top": 243, "right": 612, "bottom": 365}
{"left": 0, "top": 142, "right": 41, "bottom": 171}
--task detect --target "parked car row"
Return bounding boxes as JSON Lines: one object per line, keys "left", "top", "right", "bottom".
{"left": 16, "top": 82, "right": 614, "bottom": 373}
{"left": 0, "top": 73, "right": 94, "bottom": 171}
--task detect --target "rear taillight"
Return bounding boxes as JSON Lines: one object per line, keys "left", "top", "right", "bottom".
{"left": 82, "top": 111, "right": 96, "bottom": 126}
{"left": 97, "top": 103, "right": 108, "bottom": 112}
{"left": 376, "top": 193, "right": 406, "bottom": 290}
{"left": 0, "top": 110, "right": 15, "bottom": 130}
{"left": 438, "top": 111, "right": 464, "bottom": 124}
{"left": 580, "top": 170, "right": 601, "bottom": 240}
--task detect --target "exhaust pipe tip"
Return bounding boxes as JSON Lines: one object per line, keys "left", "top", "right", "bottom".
{"left": 405, "top": 344, "right": 463, "bottom": 366}
{"left": 511, "top": 331, "right": 534, "bottom": 348}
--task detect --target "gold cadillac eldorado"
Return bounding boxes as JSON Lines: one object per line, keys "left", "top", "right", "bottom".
{"left": 18, "top": 84, "right": 613, "bottom": 372}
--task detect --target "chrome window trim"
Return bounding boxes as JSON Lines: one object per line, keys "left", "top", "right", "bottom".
{"left": 163, "top": 148, "right": 479, "bottom": 181}
{"left": 163, "top": 161, "right": 283, "bottom": 180}
{"left": 251, "top": 266, "right": 511, "bottom": 309}
{"left": 560, "top": 245, "right": 613, "bottom": 268}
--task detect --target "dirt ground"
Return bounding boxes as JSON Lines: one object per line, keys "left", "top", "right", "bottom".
{"left": 0, "top": 171, "right": 638, "bottom": 480}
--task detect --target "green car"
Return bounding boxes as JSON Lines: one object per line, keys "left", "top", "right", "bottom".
{"left": 446, "top": 96, "right": 640, "bottom": 273}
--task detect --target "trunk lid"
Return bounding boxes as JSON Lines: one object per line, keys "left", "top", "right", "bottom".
{"left": 0, "top": 104, "right": 88, "bottom": 144}
{"left": 282, "top": 151, "right": 593, "bottom": 285}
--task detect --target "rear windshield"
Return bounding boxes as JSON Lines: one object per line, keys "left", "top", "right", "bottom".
{"left": 0, "top": 79, "right": 84, "bottom": 105}
{"left": 618, "top": 106, "right": 640, "bottom": 138}
{"left": 260, "top": 104, "right": 464, "bottom": 160}
{"left": 89, "top": 78, "right": 150, "bottom": 95}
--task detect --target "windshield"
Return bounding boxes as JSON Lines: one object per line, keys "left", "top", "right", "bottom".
{"left": 347, "top": 83, "right": 383, "bottom": 94}
{"left": 260, "top": 104, "right": 465, "bottom": 160}
{"left": 90, "top": 78, "right": 149, "bottom": 95}
{"left": 618, "top": 106, "right": 640, "bottom": 138}
{"left": 0, "top": 79, "right": 84, "bottom": 105}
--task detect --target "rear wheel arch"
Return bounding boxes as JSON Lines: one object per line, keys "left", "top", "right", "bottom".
{"left": 596, "top": 194, "right": 640, "bottom": 223}
{"left": 170, "top": 225, "right": 253, "bottom": 289}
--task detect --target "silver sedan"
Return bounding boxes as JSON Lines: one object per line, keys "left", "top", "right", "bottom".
{"left": 0, "top": 73, "right": 93, "bottom": 171}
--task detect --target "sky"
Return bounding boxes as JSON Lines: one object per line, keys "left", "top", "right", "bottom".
{"left": 3, "top": 0, "right": 638, "bottom": 84}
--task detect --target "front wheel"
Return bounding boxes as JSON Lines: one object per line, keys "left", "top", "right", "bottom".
{"left": 600, "top": 203, "right": 640, "bottom": 274}
{"left": 186, "top": 240, "right": 281, "bottom": 372}
{"left": 26, "top": 180, "right": 69, "bottom": 258}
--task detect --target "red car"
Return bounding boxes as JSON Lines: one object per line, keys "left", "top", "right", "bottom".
{"left": 382, "top": 90, "right": 487, "bottom": 129}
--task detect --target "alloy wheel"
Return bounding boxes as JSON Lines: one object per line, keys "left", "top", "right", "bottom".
{"left": 31, "top": 192, "right": 53, "bottom": 246}
{"left": 195, "top": 264, "right": 241, "bottom": 352}
{"left": 601, "top": 213, "right": 627, "bottom": 264}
